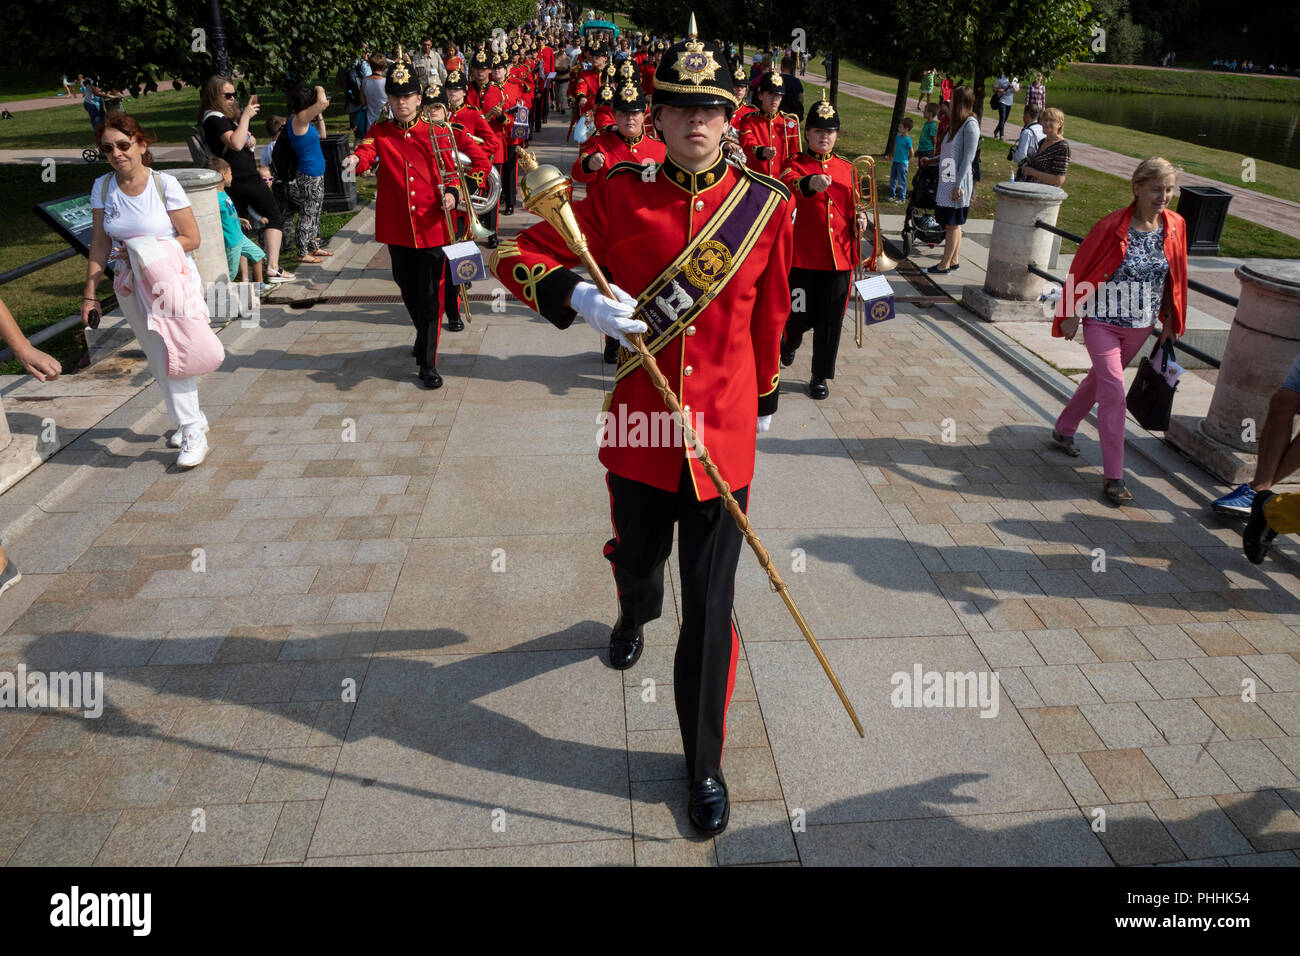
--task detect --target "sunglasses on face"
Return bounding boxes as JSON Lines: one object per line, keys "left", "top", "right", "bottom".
{"left": 100, "top": 140, "right": 134, "bottom": 154}
{"left": 222, "top": 92, "right": 238, "bottom": 99}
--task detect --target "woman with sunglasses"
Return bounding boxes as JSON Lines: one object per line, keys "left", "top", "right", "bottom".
{"left": 83, "top": 114, "right": 213, "bottom": 467}
{"left": 198, "top": 76, "right": 293, "bottom": 282}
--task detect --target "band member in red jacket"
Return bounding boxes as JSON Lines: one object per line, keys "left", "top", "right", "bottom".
{"left": 779, "top": 94, "right": 868, "bottom": 399}
{"left": 342, "top": 62, "right": 461, "bottom": 389}
{"left": 730, "top": 65, "right": 757, "bottom": 128}
{"left": 491, "top": 53, "right": 526, "bottom": 215}
{"left": 467, "top": 48, "right": 508, "bottom": 245}
{"left": 737, "top": 72, "right": 801, "bottom": 177}
{"left": 490, "top": 28, "right": 793, "bottom": 835}
{"left": 424, "top": 81, "right": 492, "bottom": 333}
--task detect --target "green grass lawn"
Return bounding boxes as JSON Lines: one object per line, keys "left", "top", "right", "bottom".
{"left": 808, "top": 81, "right": 1300, "bottom": 263}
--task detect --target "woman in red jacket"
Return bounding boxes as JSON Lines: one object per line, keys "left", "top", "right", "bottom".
{"left": 1050, "top": 157, "right": 1188, "bottom": 504}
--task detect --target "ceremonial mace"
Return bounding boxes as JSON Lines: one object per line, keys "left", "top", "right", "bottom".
{"left": 514, "top": 146, "right": 864, "bottom": 738}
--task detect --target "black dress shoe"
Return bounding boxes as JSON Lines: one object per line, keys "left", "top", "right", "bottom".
{"left": 810, "top": 377, "right": 829, "bottom": 400}
{"left": 602, "top": 336, "right": 621, "bottom": 364}
{"left": 780, "top": 348, "right": 795, "bottom": 367}
{"left": 418, "top": 367, "right": 443, "bottom": 389}
{"left": 486, "top": 234, "right": 499, "bottom": 249}
{"left": 608, "top": 617, "right": 644, "bottom": 670}
{"left": 447, "top": 315, "right": 464, "bottom": 332}
{"left": 688, "top": 774, "right": 729, "bottom": 834}
{"left": 1243, "top": 489, "right": 1278, "bottom": 564}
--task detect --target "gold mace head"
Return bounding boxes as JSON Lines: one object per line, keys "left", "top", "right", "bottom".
{"left": 516, "top": 147, "right": 588, "bottom": 257}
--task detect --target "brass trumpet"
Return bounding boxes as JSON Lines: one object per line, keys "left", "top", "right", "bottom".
{"left": 850, "top": 154, "right": 896, "bottom": 347}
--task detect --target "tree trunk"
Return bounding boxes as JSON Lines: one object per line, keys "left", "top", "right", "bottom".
{"left": 972, "top": 66, "right": 985, "bottom": 123}
{"left": 829, "top": 51, "right": 839, "bottom": 108}
{"left": 884, "top": 63, "right": 912, "bottom": 158}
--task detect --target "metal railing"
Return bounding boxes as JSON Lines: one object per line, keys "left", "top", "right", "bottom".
{"left": 1034, "top": 220, "right": 1240, "bottom": 307}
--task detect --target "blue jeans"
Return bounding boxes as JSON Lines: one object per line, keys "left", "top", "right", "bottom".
{"left": 994, "top": 101, "right": 1011, "bottom": 138}
{"left": 889, "top": 161, "right": 908, "bottom": 200}
{"left": 84, "top": 102, "right": 103, "bottom": 131}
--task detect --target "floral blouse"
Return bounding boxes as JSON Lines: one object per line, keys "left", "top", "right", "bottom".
{"left": 1088, "top": 224, "right": 1168, "bottom": 328}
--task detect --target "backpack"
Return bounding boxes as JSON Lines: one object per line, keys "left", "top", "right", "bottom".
{"left": 972, "top": 138, "right": 982, "bottom": 182}
{"left": 339, "top": 63, "right": 364, "bottom": 111}
{"left": 270, "top": 131, "right": 298, "bottom": 182}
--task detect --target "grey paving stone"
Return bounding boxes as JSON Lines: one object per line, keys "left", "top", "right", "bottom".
{"left": 94, "top": 806, "right": 195, "bottom": 866}
{"left": 724, "top": 746, "right": 784, "bottom": 803}
{"left": 87, "top": 749, "right": 192, "bottom": 810}
{"left": 633, "top": 837, "right": 718, "bottom": 866}
{"left": 748, "top": 636, "right": 1072, "bottom": 826}
{"left": 169, "top": 750, "right": 264, "bottom": 805}
{"left": 1206, "top": 740, "right": 1299, "bottom": 791}
{"left": 625, "top": 682, "right": 678, "bottom": 733}
{"left": 1078, "top": 627, "right": 1152, "bottom": 662}
{"left": 302, "top": 840, "right": 634, "bottom": 866}
{"left": 1139, "top": 699, "right": 1228, "bottom": 746}
{"left": 309, "top": 651, "right": 631, "bottom": 856}
{"left": 1091, "top": 802, "right": 1185, "bottom": 865}
{"left": 1023, "top": 665, "right": 1103, "bottom": 707}
{"left": 1079, "top": 702, "right": 1166, "bottom": 750}
{"left": 794, "top": 808, "right": 1111, "bottom": 866}
{"left": 1149, "top": 797, "right": 1255, "bottom": 860}
{"left": 1189, "top": 657, "right": 1261, "bottom": 696}
{"left": 715, "top": 799, "right": 798, "bottom": 865}
{"left": 177, "top": 802, "right": 283, "bottom": 866}
{"left": 997, "top": 667, "right": 1045, "bottom": 709}
{"left": 1049, "top": 753, "right": 1108, "bottom": 806}
{"left": 734, "top": 527, "right": 963, "bottom": 641}
{"left": 383, "top": 535, "right": 612, "bottom": 655}
{"left": 1214, "top": 791, "right": 1300, "bottom": 852}
{"left": 1224, "top": 850, "right": 1300, "bottom": 865}
{"left": 1080, "top": 662, "right": 1161, "bottom": 703}
{"left": 1135, "top": 659, "right": 1215, "bottom": 700}
{"left": 1197, "top": 696, "right": 1286, "bottom": 741}
{"left": 1258, "top": 692, "right": 1300, "bottom": 736}
{"left": 1142, "top": 744, "right": 1238, "bottom": 799}
{"left": 1027, "top": 629, "right": 1099, "bottom": 665}
{"left": 971, "top": 631, "right": 1042, "bottom": 668}
{"left": 7, "top": 810, "right": 121, "bottom": 866}
{"left": 249, "top": 748, "right": 338, "bottom": 802}
{"left": 1133, "top": 625, "right": 1205, "bottom": 660}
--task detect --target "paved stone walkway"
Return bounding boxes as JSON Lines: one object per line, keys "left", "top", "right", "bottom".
{"left": 1, "top": 118, "right": 1299, "bottom": 866}
{"left": 808, "top": 70, "right": 1300, "bottom": 238}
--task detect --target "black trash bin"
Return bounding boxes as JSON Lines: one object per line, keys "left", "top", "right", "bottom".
{"left": 321, "top": 132, "right": 358, "bottom": 213}
{"left": 1177, "top": 185, "right": 1232, "bottom": 255}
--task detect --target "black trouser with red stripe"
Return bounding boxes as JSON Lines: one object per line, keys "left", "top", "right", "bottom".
{"left": 604, "top": 460, "right": 749, "bottom": 782}
{"left": 388, "top": 243, "right": 444, "bottom": 370}
{"left": 783, "top": 266, "right": 852, "bottom": 380}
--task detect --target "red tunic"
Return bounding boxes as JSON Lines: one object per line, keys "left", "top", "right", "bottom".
{"left": 466, "top": 83, "right": 508, "bottom": 162}
{"left": 730, "top": 103, "right": 757, "bottom": 129}
{"left": 489, "top": 152, "right": 794, "bottom": 500}
{"left": 780, "top": 152, "right": 858, "bottom": 271}
{"left": 737, "top": 109, "right": 801, "bottom": 178}
{"left": 351, "top": 118, "right": 461, "bottom": 248}
{"left": 449, "top": 103, "right": 499, "bottom": 165}
{"left": 639, "top": 61, "right": 656, "bottom": 95}
{"left": 571, "top": 130, "right": 666, "bottom": 187}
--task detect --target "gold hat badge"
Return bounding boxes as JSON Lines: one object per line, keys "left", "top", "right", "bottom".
{"left": 816, "top": 90, "right": 835, "bottom": 118}
{"left": 673, "top": 13, "right": 722, "bottom": 86}
{"left": 392, "top": 64, "right": 411, "bottom": 85}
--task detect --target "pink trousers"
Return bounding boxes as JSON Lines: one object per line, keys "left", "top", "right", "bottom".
{"left": 1054, "top": 318, "right": 1154, "bottom": 480}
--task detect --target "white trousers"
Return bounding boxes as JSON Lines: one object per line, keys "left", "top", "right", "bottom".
{"left": 117, "top": 284, "right": 205, "bottom": 431}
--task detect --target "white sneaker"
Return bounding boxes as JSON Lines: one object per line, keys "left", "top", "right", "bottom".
{"left": 176, "top": 426, "right": 209, "bottom": 468}
{"left": 169, "top": 421, "right": 209, "bottom": 448}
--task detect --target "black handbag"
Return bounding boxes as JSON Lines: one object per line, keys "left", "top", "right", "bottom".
{"left": 1126, "top": 339, "right": 1178, "bottom": 431}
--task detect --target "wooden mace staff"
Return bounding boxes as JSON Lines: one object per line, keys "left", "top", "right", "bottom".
{"left": 513, "top": 146, "right": 864, "bottom": 738}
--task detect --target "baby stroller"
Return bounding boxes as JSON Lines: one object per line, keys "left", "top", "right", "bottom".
{"left": 899, "top": 159, "right": 946, "bottom": 257}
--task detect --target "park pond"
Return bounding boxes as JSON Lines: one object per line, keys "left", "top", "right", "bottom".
{"left": 1044, "top": 87, "right": 1300, "bottom": 170}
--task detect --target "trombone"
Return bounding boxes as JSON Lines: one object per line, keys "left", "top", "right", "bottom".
{"left": 849, "top": 154, "right": 896, "bottom": 347}
{"left": 426, "top": 116, "right": 490, "bottom": 324}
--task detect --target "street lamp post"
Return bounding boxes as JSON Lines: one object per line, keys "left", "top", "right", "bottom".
{"left": 209, "top": 0, "right": 229, "bottom": 76}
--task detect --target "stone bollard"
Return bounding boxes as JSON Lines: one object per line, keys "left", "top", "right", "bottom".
{"left": 1165, "top": 260, "right": 1300, "bottom": 484}
{"left": 169, "top": 168, "right": 227, "bottom": 294}
{"left": 962, "top": 181, "right": 1067, "bottom": 322}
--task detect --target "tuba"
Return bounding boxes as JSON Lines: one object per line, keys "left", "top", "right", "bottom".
{"left": 849, "top": 154, "right": 896, "bottom": 347}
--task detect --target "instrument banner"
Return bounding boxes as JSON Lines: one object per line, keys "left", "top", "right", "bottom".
{"left": 443, "top": 240, "right": 487, "bottom": 284}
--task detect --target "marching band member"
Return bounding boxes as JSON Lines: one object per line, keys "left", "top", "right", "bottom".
{"left": 491, "top": 52, "right": 526, "bottom": 214}
{"left": 467, "top": 48, "right": 508, "bottom": 245}
{"left": 490, "top": 26, "right": 794, "bottom": 835}
{"left": 424, "top": 81, "right": 492, "bottom": 333}
{"left": 341, "top": 61, "right": 461, "bottom": 389}
{"left": 730, "top": 65, "right": 756, "bottom": 127}
{"left": 779, "top": 94, "right": 868, "bottom": 399}
{"left": 737, "top": 71, "right": 801, "bottom": 177}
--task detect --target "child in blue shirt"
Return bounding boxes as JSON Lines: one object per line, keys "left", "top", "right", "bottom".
{"left": 890, "top": 118, "right": 914, "bottom": 202}
{"left": 208, "top": 158, "right": 269, "bottom": 293}
{"left": 917, "top": 103, "right": 939, "bottom": 158}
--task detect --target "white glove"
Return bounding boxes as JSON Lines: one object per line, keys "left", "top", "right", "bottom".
{"left": 570, "top": 281, "right": 646, "bottom": 349}
{"left": 757, "top": 414, "right": 772, "bottom": 433}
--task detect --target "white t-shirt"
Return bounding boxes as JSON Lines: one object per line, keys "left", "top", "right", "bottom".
{"left": 90, "top": 171, "right": 191, "bottom": 241}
